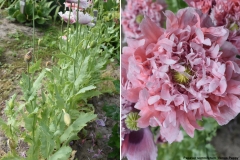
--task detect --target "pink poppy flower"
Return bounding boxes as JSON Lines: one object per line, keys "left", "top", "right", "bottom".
{"left": 64, "top": 2, "right": 84, "bottom": 10}
{"left": 59, "top": 11, "right": 94, "bottom": 26}
{"left": 65, "top": 0, "right": 89, "bottom": 8}
{"left": 58, "top": 11, "right": 76, "bottom": 24}
{"left": 74, "top": 11, "right": 95, "bottom": 26}
{"left": 62, "top": 35, "right": 67, "bottom": 40}
{"left": 122, "top": 7, "right": 240, "bottom": 143}
{"left": 184, "top": 0, "right": 214, "bottom": 14}
{"left": 211, "top": 0, "right": 240, "bottom": 52}
{"left": 121, "top": 0, "right": 166, "bottom": 40}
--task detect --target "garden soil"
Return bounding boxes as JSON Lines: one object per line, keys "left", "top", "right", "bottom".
{"left": 211, "top": 114, "right": 240, "bottom": 158}
{"left": 0, "top": 10, "right": 120, "bottom": 160}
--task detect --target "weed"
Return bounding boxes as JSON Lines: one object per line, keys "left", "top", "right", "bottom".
{"left": 0, "top": 46, "right": 4, "bottom": 56}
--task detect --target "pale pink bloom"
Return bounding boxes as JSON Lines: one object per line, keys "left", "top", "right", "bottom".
{"left": 58, "top": 11, "right": 76, "bottom": 24}
{"left": 65, "top": 0, "right": 89, "bottom": 8}
{"left": 122, "top": 7, "right": 240, "bottom": 143}
{"left": 62, "top": 35, "right": 67, "bottom": 40}
{"left": 184, "top": 0, "right": 214, "bottom": 14}
{"left": 122, "top": 128, "right": 157, "bottom": 160}
{"left": 211, "top": 0, "right": 240, "bottom": 52}
{"left": 59, "top": 11, "right": 94, "bottom": 26}
{"left": 122, "top": 0, "right": 166, "bottom": 40}
{"left": 64, "top": 2, "right": 84, "bottom": 10}
{"left": 74, "top": 11, "right": 95, "bottom": 26}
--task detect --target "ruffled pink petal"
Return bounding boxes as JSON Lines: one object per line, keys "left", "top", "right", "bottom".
{"left": 208, "top": 44, "right": 220, "bottom": 58}
{"left": 221, "top": 94, "right": 240, "bottom": 113}
{"left": 178, "top": 111, "right": 200, "bottom": 137}
{"left": 202, "top": 26, "right": 229, "bottom": 46}
{"left": 122, "top": 87, "right": 142, "bottom": 103}
{"left": 148, "top": 95, "right": 160, "bottom": 105}
{"left": 203, "top": 99, "right": 213, "bottom": 115}
{"left": 214, "top": 106, "right": 239, "bottom": 125}
{"left": 160, "top": 121, "right": 180, "bottom": 143}
{"left": 209, "top": 78, "right": 219, "bottom": 92}
{"left": 219, "top": 76, "right": 227, "bottom": 94}
{"left": 226, "top": 80, "right": 240, "bottom": 95}
{"left": 140, "top": 17, "right": 164, "bottom": 43}
{"left": 188, "top": 102, "right": 202, "bottom": 110}
{"left": 137, "top": 109, "right": 153, "bottom": 128}
{"left": 177, "top": 7, "right": 199, "bottom": 29}
{"left": 164, "top": 10, "right": 178, "bottom": 29}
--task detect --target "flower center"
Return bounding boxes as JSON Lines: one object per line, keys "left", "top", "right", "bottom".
{"left": 136, "top": 14, "right": 144, "bottom": 24}
{"left": 125, "top": 112, "right": 140, "bottom": 131}
{"left": 172, "top": 67, "right": 192, "bottom": 84}
{"left": 230, "top": 23, "right": 239, "bottom": 31}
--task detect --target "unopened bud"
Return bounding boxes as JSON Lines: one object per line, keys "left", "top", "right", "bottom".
{"left": 45, "top": 61, "right": 52, "bottom": 67}
{"left": 8, "top": 101, "right": 14, "bottom": 109}
{"left": 63, "top": 109, "right": 71, "bottom": 126}
{"left": 24, "top": 49, "right": 33, "bottom": 62}
{"left": 38, "top": 38, "right": 42, "bottom": 46}
{"left": 90, "top": 41, "right": 97, "bottom": 48}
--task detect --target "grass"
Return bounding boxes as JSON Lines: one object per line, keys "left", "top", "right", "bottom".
{"left": 1, "top": 25, "right": 62, "bottom": 61}
{"left": 0, "top": 46, "right": 4, "bottom": 56}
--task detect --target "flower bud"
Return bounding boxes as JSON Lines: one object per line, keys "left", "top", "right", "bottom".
{"left": 8, "top": 101, "right": 14, "bottom": 109}
{"left": 90, "top": 41, "right": 97, "bottom": 48}
{"left": 38, "top": 38, "right": 42, "bottom": 46}
{"left": 24, "top": 49, "right": 33, "bottom": 63}
{"left": 63, "top": 109, "right": 71, "bottom": 126}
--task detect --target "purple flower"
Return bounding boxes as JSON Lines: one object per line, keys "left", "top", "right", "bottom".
{"left": 96, "top": 119, "right": 105, "bottom": 126}
{"left": 122, "top": 128, "right": 157, "bottom": 160}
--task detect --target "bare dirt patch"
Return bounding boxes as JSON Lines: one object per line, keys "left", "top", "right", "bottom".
{"left": 211, "top": 114, "right": 240, "bottom": 157}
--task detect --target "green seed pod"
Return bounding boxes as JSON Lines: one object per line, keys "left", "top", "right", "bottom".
{"left": 7, "top": 139, "right": 16, "bottom": 151}
{"left": 125, "top": 112, "right": 140, "bottom": 131}
{"left": 136, "top": 14, "right": 144, "bottom": 24}
{"left": 230, "top": 23, "right": 239, "bottom": 31}
{"left": 8, "top": 101, "right": 14, "bottom": 109}
{"left": 90, "top": 41, "right": 97, "bottom": 48}
{"left": 63, "top": 109, "right": 71, "bottom": 126}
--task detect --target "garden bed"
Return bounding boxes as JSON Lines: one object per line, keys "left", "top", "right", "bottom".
{"left": 0, "top": 9, "right": 120, "bottom": 159}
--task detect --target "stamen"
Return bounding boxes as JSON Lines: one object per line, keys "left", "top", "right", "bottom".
{"left": 136, "top": 14, "right": 144, "bottom": 24}
{"left": 173, "top": 67, "right": 192, "bottom": 84}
